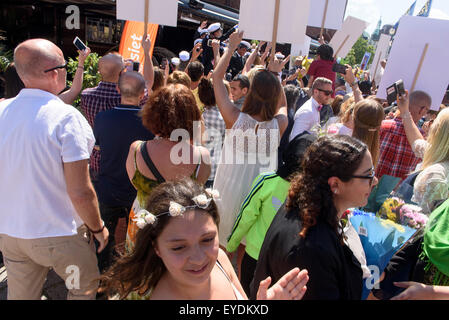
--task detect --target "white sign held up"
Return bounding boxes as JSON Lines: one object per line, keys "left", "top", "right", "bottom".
{"left": 329, "top": 16, "right": 369, "bottom": 58}
{"left": 307, "top": 0, "right": 347, "bottom": 35}
{"left": 238, "top": 0, "right": 311, "bottom": 45}
{"left": 377, "top": 16, "right": 449, "bottom": 110}
{"left": 369, "top": 34, "right": 390, "bottom": 84}
{"left": 116, "top": 0, "right": 178, "bottom": 27}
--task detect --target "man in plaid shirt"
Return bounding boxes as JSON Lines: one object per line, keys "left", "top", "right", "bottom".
{"left": 376, "top": 91, "right": 431, "bottom": 181}
{"left": 81, "top": 38, "right": 153, "bottom": 179}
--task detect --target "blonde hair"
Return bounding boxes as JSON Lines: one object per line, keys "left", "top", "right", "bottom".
{"left": 166, "top": 71, "right": 191, "bottom": 88}
{"left": 422, "top": 108, "right": 449, "bottom": 169}
{"left": 246, "top": 65, "right": 265, "bottom": 84}
{"left": 338, "top": 96, "right": 355, "bottom": 121}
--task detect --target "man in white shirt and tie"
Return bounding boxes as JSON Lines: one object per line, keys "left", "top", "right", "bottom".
{"left": 289, "top": 77, "right": 333, "bottom": 142}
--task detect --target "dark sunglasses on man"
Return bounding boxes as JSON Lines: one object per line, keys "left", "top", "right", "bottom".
{"left": 44, "top": 60, "right": 68, "bottom": 73}
{"left": 317, "top": 88, "right": 333, "bottom": 96}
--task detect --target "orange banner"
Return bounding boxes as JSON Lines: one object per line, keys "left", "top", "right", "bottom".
{"left": 119, "top": 21, "right": 158, "bottom": 70}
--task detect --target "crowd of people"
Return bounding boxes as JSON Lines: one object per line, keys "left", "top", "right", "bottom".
{"left": 1, "top": 19, "right": 449, "bottom": 301}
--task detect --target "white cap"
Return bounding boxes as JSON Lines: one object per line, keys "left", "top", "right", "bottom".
{"left": 179, "top": 51, "right": 190, "bottom": 62}
{"left": 194, "top": 38, "right": 203, "bottom": 46}
{"left": 171, "top": 57, "right": 180, "bottom": 66}
{"left": 275, "top": 53, "right": 285, "bottom": 60}
{"left": 207, "top": 22, "right": 222, "bottom": 33}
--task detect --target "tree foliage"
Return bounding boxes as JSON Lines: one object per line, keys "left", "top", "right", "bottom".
{"left": 67, "top": 52, "right": 101, "bottom": 108}
{"left": 340, "top": 36, "right": 376, "bottom": 68}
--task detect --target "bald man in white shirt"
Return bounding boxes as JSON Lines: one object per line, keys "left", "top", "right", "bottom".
{"left": 0, "top": 39, "right": 108, "bottom": 300}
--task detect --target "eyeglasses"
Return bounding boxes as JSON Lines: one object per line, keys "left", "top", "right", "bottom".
{"left": 317, "top": 88, "right": 333, "bottom": 96}
{"left": 350, "top": 167, "right": 376, "bottom": 185}
{"left": 44, "top": 60, "right": 68, "bottom": 73}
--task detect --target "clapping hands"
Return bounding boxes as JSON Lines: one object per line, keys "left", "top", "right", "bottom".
{"left": 256, "top": 268, "right": 309, "bottom": 300}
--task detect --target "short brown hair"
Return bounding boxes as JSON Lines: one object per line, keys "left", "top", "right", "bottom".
{"left": 198, "top": 78, "right": 216, "bottom": 108}
{"left": 141, "top": 84, "right": 201, "bottom": 139}
{"left": 166, "top": 71, "right": 191, "bottom": 88}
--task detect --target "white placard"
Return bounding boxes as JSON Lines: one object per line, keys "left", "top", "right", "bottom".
{"left": 290, "top": 36, "right": 312, "bottom": 57}
{"left": 328, "top": 16, "right": 369, "bottom": 58}
{"left": 369, "top": 34, "right": 390, "bottom": 82}
{"left": 116, "top": 0, "right": 178, "bottom": 27}
{"left": 377, "top": 16, "right": 449, "bottom": 111}
{"left": 307, "top": 0, "right": 347, "bottom": 30}
{"left": 239, "top": 0, "right": 311, "bottom": 44}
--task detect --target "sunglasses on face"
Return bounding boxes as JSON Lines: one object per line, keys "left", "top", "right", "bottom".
{"left": 350, "top": 167, "right": 376, "bottom": 186}
{"left": 317, "top": 88, "right": 333, "bottom": 96}
{"left": 44, "top": 60, "right": 68, "bottom": 73}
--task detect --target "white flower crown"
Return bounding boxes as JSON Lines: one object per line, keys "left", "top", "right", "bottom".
{"left": 133, "top": 188, "right": 220, "bottom": 229}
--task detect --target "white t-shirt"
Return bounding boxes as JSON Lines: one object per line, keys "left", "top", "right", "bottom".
{"left": 0, "top": 89, "right": 95, "bottom": 239}
{"left": 326, "top": 123, "right": 353, "bottom": 136}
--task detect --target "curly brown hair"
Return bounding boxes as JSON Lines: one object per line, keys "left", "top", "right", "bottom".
{"left": 141, "top": 84, "right": 202, "bottom": 139}
{"left": 99, "top": 178, "right": 220, "bottom": 299}
{"left": 286, "top": 135, "right": 367, "bottom": 243}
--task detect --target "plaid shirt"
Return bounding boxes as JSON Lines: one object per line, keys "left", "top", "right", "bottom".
{"left": 376, "top": 117, "right": 422, "bottom": 181}
{"left": 81, "top": 81, "right": 148, "bottom": 172}
{"left": 202, "top": 106, "right": 226, "bottom": 182}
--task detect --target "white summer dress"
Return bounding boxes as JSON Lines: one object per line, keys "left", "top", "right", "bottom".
{"left": 213, "top": 112, "right": 280, "bottom": 247}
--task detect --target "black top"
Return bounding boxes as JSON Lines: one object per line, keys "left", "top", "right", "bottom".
{"left": 251, "top": 204, "right": 363, "bottom": 300}
{"left": 227, "top": 51, "right": 246, "bottom": 79}
{"left": 94, "top": 104, "right": 154, "bottom": 207}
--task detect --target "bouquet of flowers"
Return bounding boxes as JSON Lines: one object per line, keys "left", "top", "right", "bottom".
{"left": 347, "top": 209, "right": 417, "bottom": 300}
{"left": 377, "top": 197, "right": 428, "bottom": 229}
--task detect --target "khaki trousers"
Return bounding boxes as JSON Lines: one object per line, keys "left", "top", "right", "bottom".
{"left": 0, "top": 225, "right": 100, "bottom": 300}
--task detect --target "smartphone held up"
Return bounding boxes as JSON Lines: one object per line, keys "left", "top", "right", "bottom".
{"left": 386, "top": 79, "right": 406, "bottom": 105}
{"left": 73, "top": 36, "right": 87, "bottom": 52}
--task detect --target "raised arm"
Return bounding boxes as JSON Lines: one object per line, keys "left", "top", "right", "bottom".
{"left": 268, "top": 54, "right": 289, "bottom": 134}
{"left": 59, "top": 47, "right": 91, "bottom": 105}
{"left": 211, "top": 39, "right": 221, "bottom": 68}
{"left": 142, "top": 35, "right": 154, "bottom": 92}
{"left": 185, "top": 42, "right": 203, "bottom": 71}
{"left": 397, "top": 90, "right": 425, "bottom": 146}
{"left": 343, "top": 65, "right": 363, "bottom": 103}
{"left": 212, "top": 30, "right": 243, "bottom": 129}
{"left": 260, "top": 42, "right": 272, "bottom": 66}
{"left": 242, "top": 41, "right": 265, "bottom": 76}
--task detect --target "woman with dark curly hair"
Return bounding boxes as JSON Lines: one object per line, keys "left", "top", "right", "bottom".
{"left": 124, "top": 84, "right": 211, "bottom": 253}
{"left": 100, "top": 178, "right": 309, "bottom": 300}
{"left": 251, "top": 135, "right": 378, "bottom": 300}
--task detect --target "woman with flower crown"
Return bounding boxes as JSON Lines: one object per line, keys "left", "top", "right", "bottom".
{"left": 99, "top": 179, "right": 309, "bottom": 300}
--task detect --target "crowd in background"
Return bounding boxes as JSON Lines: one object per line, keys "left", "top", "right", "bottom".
{"left": 1, "top": 19, "right": 449, "bottom": 301}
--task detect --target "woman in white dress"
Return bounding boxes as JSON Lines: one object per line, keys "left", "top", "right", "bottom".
{"left": 396, "top": 91, "right": 449, "bottom": 215}
{"left": 211, "top": 30, "right": 288, "bottom": 250}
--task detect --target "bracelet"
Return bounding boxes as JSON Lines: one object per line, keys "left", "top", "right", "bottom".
{"left": 88, "top": 221, "right": 105, "bottom": 234}
{"left": 350, "top": 80, "right": 358, "bottom": 87}
{"left": 77, "top": 66, "right": 84, "bottom": 69}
